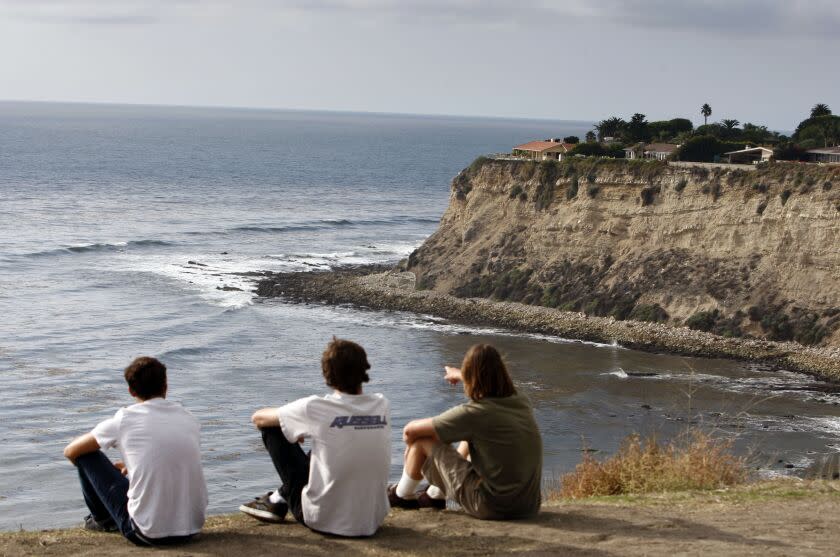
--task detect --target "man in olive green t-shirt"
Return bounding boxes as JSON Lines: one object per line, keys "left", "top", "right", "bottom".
{"left": 388, "top": 344, "right": 542, "bottom": 519}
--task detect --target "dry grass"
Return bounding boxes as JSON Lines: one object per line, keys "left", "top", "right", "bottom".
{"left": 554, "top": 431, "right": 747, "bottom": 499}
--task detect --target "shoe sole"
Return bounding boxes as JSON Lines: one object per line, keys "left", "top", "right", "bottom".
{"left": 238, "top": 505, "right": 284, "bottom": 523}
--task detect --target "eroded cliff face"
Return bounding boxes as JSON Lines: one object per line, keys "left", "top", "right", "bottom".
{"left": 405, "top": 158, "right": 840, "bottom": 347}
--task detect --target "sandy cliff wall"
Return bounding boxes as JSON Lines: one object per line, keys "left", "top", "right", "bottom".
{"left": 405, "top": 158, "right": 840, "bottom": 347}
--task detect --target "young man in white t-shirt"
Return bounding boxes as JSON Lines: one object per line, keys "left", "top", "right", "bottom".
{"left": 240, "top": 338, "right": 391, "bottom": 537}
{"left": 63, "top": 357, "right": 207, "bottom": 546}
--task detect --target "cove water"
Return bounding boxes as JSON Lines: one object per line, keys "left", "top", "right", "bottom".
{"left": 1, "top": 102, "right": 839, "bottom": 530}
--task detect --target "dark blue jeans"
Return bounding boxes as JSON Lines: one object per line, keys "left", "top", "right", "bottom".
{"left": 75, "top": 451, "right": 194, "bottom": 547}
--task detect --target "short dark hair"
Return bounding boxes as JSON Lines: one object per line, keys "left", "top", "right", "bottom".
{"left": 461, "top": 344, "right": 516, "bottom": 401}
{"left": 321, "top": 338, "right": 370, "bottom": 394}
{"left": 124, "top": 357, "right": 167, "bottom": 400}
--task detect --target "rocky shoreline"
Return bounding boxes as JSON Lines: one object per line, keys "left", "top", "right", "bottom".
{"left": 256, "top": 266, "right": 840, "bottom": 383}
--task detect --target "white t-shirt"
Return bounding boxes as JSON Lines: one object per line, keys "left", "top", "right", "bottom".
{"left": 91, "top": 398, "right": 208, "bottom": 538}
{"left": 277, "top": 392, "right": 391, "bottom": 537}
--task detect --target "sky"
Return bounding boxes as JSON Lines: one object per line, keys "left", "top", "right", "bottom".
{"left": 0, "top": 0, "right": 838, "bottom": 130}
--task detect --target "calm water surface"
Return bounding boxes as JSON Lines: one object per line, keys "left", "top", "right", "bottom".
{"left": 1, "top": 102, "right": 839, "bottom": 530}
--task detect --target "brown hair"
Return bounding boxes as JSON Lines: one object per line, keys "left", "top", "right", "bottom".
{"left": 321, "top": 338, "right": 370, "bottom": 394}
{"left": 124, "top": 356, "right": 167, "bottom": 400}
{"left": 461, "top": 344, "right": 516, "bottom": 401}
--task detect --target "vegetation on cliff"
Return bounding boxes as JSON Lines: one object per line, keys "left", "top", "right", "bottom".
{"left": 556, "top": 431, "right": 746, "bottom": 499}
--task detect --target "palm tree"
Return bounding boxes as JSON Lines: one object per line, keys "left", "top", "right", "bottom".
{"left": 721, "top": 119, "right": 740, "bottom": 130}
{"left": 700, "top": 103, "right": 712, "bottom": 125}
{"left": 810, "top": 103, "right": 832, "bottom": 118}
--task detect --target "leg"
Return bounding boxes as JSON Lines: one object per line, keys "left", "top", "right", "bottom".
{"left": 74, "top": 451, "right": 133, "bottom": 537}
{"left": 421, "top": 442, "right": 491, "bottom": 518}
{"left": 261, "top": 427, "right": 309, "bottom": 523}
{"left": 405, "top": 438, "right": 437, "bottom": 481}
{"left": 390, "top": 438, "right": 443, "bottom": 508}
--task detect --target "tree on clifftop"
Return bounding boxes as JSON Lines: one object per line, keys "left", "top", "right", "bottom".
{"left": 594, "top": 117, "right": 626, "bottom": 141}
{"left": 810, "top": 103, "right": 832, "bottom": 118}
{"left": 563, "top": 135, "right": 580, "bottom": 144}
{"left": 585, "top": 130, "right": 597, "bottom": 143}
{"left": 701, "top": 103, "right": 712, "bottom": 125}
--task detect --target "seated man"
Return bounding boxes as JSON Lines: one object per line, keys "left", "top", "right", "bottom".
{"left": 240, "top": 338, "right": 391, "bottom": 537}
{"left": 389, "top": 344, "right": 542, "bottom": 520}
{"left": 63, "top": 356, "right": 207, "bottom": 546}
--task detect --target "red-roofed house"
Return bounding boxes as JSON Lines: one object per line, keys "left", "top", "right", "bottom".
{"left": 512, "top": 139, "right": 576, "bottom": 161}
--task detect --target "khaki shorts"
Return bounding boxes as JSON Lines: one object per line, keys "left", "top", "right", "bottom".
{"left": 421, "top": 443, "right": 500, "bottom": 520}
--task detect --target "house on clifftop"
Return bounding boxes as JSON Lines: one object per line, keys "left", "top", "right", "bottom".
{"left": 624, "top": 143, "right": 680, "bottom": 161}
{"left": 724, "top": 146, "right": 774, "bottom": 164}
{"left": 805, "top": 147, "right": 840, "bottom": 164}
{"left": 512, "top": 139, "right": 576, "bottom": 161}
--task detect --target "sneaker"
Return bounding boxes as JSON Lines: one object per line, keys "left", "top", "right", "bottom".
{"left": 416, "top": 487, "right": 446, "bottom": 510}
{"left": 239, "top": 492, "right": 288, "bottom": 523}
{"left": 83, "top": 514, "right": 118, "bottom": 533}
{"left": 387, "top": 484, "right": 420, "bottom": 510}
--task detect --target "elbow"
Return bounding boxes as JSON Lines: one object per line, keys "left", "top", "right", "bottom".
{"left": 63, "top": 445, "right": 75, "bottom": 463}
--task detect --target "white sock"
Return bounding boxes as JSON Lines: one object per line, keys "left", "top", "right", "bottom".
{"left": 395, "top": 471, "right": 421, "bottom": 499}
{"left": 426, "top": 485, "right": 445, "bottom": 500}
{"left": 268, "top": 490, "right": 285, "bottom": 504}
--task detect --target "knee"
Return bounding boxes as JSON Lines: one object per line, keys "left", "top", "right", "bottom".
{"left": 411, "top": 438, "right": 439, "bottom": 459}
{"left": 75, "top": 450, "right": 106, "bottom": 466}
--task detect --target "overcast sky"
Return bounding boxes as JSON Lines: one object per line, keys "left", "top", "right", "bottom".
{"left": 0, "top": 0, "right": 837, "bottom": 129}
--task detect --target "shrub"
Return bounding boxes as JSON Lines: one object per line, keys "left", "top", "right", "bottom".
{"left": 628, "top": 304, "right": 669, "bottom": 323}
{"left": 640, "top": 185, "right": 660, "bottom": 206}
{"left": 509, "top": 185, "right": 523, "bottom": 199}
{"left": 823, "top": 182, "right": 833, "bottom": 192}
{"left": 586, "top": 185, "right": 600, "bottom": 198}
{"left": 748, "top": 305, "right": 830, "bottom": 345}
{"left": 534, "top": 180, "right": 555, "bottom": 210}
{"left": 780, "top": 189, "right": 792, "bottom": 205}
{"left": 752, "top": 183, "right": 768, "bottom": 193}
{"left": 701, "top": 181, "right": 722, "bottom": 200}
{"left": 675, "top": 178, "right": 687, "bottom": 193}
{"left": 756, "top": 200, "right": 767, "bottom": 215}
{"left": 467, "top": 156, "right": 490, "bottom": 174}
{"left": 566, "top": 174, "right": 580, "bottom": 200}
{"left": 555, "top": 431, "right": 746, "bottom": 499}
{"left": 676, "top": 135, "right": 744, "bottom": 163}
{"left": 685, "top": 310, "right": 742, "bottom": 337}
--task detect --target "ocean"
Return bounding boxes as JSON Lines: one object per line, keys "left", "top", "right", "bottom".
{"left": 1, "top": 102, "right": 839, "bottom": 530}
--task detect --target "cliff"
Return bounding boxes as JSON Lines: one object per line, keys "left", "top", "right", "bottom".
{"left": 405, "top": 158, "right": 840, "bottom": 348}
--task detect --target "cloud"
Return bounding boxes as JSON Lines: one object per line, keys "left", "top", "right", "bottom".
{"left": 2, "top": 0, "right": 839, "bottom": 36}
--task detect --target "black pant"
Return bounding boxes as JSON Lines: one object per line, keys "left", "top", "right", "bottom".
{"left": 261, "top": 427, "right": 310, "bottom": 525}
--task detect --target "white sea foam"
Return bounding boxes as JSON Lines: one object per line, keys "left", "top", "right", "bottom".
{"left": 113, "top": 241, "right": 423, "bottom": 309}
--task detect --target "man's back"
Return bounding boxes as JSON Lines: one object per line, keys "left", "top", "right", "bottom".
{"left": 93, "top": 398, "right": 208, "bottom": 538}
{"left": 279, "top": 392, "right": 391, "bottom": 536}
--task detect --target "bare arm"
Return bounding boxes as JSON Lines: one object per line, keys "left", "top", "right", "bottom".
{"left": 63, "top": 433, "right": 101, "bottom": 465}
{"left": 251, "top": 407, "right": 281, "bottom": 429}
{"left": 444, "top": 366, "right": 462, "bottom": 385}
{"left": 403, "top": 418, "right": 439, "bottom": 445}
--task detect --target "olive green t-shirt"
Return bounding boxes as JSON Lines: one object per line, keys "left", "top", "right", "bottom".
{"left": 432, "top": 392, "right": 542, "bottom": 516}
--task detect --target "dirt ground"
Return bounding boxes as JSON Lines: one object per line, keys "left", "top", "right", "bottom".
{"left": 3, "top": 481, "right": 839, "bottom": 557}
